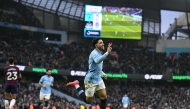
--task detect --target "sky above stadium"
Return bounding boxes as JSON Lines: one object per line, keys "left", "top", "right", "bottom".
{"left": 161, "top": 10, "right": 179, "bottom": 34}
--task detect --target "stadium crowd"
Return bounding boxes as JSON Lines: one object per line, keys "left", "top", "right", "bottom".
{"left": 0, "top": 1, "right": 189, "bottom": 75}
{"left": 0, "top": 2, "right": 190, "bottom": 109}
{"left": 0, "top": 73, "right": 83, "bottom": 109}
{"left": 167, "top": 52, "right": 190, "bottom": 75}
{"left": 0, "top": 1, "right": 44, "bottom": 28}
{"left": 160, "top": 81, "right": 190, "bottom": 109}
{"left": 1, "top": 30, "right": 190, "bottom": 75}
{"left": 54, "top": 78, "right": 163, "bottom": 109}
{"left": 1, "top": 72, "right": 190, "bottom": 109}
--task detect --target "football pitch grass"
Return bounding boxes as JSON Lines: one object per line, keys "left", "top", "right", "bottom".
{"left": 101, "top": 12, "right": 142, "bottom": 39}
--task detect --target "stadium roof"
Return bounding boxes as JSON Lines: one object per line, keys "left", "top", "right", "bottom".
{"left": 16, "top": 0, "right": 189, "bottom": 21}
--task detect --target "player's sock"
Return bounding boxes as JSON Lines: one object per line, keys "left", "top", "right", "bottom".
{"left": 9, "top": 99, "right": 16, "bottom": 108}
{"left": 38, "top": 102, "right": 42, "bottom": 109}
{"left": 75, "top": 85, "right": 80, "bottom": 89}
{"left": 100, "top": 99, "right": 107, "bottom": 109}
{"left": 44, "top": 101, "right": 48, "bottom": 109}
{"left": 4, "top": 100, "right": 9, "bottom": 109}
{"left": 94, "top": 93, "right": 99, "bottom": 98}
{"left": 76, "top": 87, "right": 86, "bottom": 103}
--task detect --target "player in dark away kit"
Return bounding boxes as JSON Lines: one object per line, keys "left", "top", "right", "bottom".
{"left": 4, "top": 58, "right": 22, "bottom": 109}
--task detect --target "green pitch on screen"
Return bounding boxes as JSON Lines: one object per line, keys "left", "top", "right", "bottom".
{"left": 101, "top": 12, "right": 142, "bottom": 40}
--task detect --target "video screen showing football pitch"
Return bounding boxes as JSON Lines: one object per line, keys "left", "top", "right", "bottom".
{"left": 101, "top": 7, "right": 142, "bottom": 40}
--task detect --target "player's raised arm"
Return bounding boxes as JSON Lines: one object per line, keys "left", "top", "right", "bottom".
{"left": 92, "top": 52, "right": 108, "bottom": 64}
{"left": 92, "top": 43, "right": 112, "bottom": 64}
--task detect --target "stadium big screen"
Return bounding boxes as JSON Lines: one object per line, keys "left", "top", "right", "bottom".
{"left": 84, "top": 5, "right": 143, "bottom": 40}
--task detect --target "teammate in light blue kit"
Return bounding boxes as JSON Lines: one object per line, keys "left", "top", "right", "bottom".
{"left": 66, "top": 38, "right": 112, "bottom": 109}
{"left": 38, "top": 69, "right": 54, "bottom": 109}
{"left": 122, "top": 94, "right": 130, "bottom": 109}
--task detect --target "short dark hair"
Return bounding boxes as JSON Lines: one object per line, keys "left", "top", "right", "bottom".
{"left": 46, "top": 68, "right": 52, "bottom": 72}
{"left": 8, "top": 58, "right": 14, "bottom": 64}
{"left": 92, "top": 38, "right": 102, "bottom": 48}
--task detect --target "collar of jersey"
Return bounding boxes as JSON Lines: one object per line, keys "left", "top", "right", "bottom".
{"left": 94, "top": 48, "right": 102, "bottom": 54}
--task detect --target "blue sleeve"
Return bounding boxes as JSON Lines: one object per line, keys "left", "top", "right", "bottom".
{"left": 91, "top": 51, "right": 108, "bottom": 64}
{"left": 122, "top": 97, "right": 124, "bottom": 103}
{"left": 39, "top": 76, "right": 44, "bottom": 83}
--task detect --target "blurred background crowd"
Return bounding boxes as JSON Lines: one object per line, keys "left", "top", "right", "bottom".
{"left": 0, "top": 29, "right": 189, "bottom": 75}
{"left": 0, "top": 0, "right": 190, "bottom": 109}
{"left": 0, "top": 1, "right": 43, "bottom": 28}
{"left": 0, "top": 1, "right": 189, "bottom": 75}
{"left": 0, "top": 72, "right": 190, "bottom": 109}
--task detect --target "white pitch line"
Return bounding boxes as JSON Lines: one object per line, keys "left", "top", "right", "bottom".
{"left": 105, "top": 20, "right": 136, "bottom": 32}
{"left": 103, "top": 14, "right": 141, "bottom": 32}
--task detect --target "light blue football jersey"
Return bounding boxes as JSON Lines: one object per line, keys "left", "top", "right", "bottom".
{"left": 39, "top": 75, "right": 54, "bottom": 94}
{"left": 84, "top": 49, "right": 108, "bottom": 84}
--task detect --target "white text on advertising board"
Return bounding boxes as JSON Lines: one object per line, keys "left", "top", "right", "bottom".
{"left": 70, "top": 70, "right": 86, "bottom": 76}
{"left": 144, "top": 74, "right": 163, "bottom": 80}
{"left": 16, "top": 65, "right": 25, "bottom": 71}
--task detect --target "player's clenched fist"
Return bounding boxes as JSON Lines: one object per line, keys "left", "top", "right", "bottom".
{"left": 107, "top": 43, "right": 112, "bottom": 53}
